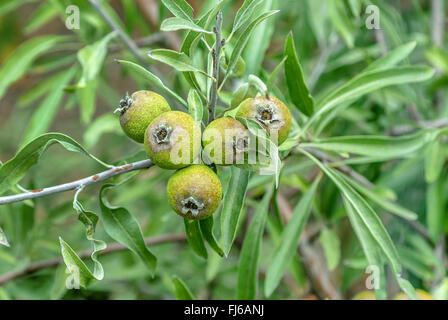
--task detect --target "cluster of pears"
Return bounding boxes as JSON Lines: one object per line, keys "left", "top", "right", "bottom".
{"left": 117, "top": 90, "right": 291, "bottom": 220}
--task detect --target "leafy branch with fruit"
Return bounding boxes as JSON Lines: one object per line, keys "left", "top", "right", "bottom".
{"left": 0, "top": 0, "right": 447, "bottom": 300}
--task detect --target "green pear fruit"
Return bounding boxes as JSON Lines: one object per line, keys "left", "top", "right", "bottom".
{"left": 167, "top": 165, "right": 222, "bottom": 220}
{"left": 144, "top": 111, "right": 201, "bottom": 170}
{"left": 118, "top": 90, "right": 171, "bottom": 143}
{"left": 236, "top": 96, "right": 292, "bottom": 145}
{"left": 202, "top": 117, "right": 249, "bottom": 166}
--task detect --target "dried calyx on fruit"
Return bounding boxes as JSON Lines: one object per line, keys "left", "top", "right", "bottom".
{"left": 166, "top": 165, "right": 222, "bottom": 220}
{"left": 117, "top": 90, "right": 171, "bottom": 143}
{"left": 144, "top": 111, "right": 201, "bottom": 170}
{"left": 237, "top": 96, "right": 292, "bottom": 145}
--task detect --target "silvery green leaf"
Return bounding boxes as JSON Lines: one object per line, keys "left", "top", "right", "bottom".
{"left": 161, "top": 17, "right": 213, "bottom": 34}
{"left": 0, "top": 225, "right": 9, "bottom": 247}
{"left": 100, "top": 184, "right": 157, "bottom": 275}
{"left": 0, "top": 133, "right": 111, "bottom": 195}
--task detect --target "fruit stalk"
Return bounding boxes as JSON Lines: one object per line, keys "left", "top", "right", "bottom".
{"left": 0, "top": 160, "right": 154, "bottom": 206}
{"left": 209, "top": 10, "right": 223, "bottom": 123}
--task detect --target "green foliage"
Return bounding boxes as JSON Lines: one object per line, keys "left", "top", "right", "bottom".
{"left": 0, "top": 0, "right": 446, "bottom": 301}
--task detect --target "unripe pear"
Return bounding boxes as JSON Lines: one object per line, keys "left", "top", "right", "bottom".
{"left": 202, "top": 117, "right": 249, "bottom": 166}
{"left": 144, "top": 111, "right": 201, "bottom": 170}
{"left": 236, "top": 96, "right": 292, "bottom": 145}
{"left": 118, "top": 90, "right": 171, "bottom": 143}
{"left": 167, "top": 165, "right": 222, "bottom": 220}
{"left": 393, "top": 289, "right": 435, "bottom": 300}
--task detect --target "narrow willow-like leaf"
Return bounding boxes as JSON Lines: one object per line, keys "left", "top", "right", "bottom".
{"left": 179, "top": 0, "right": 227, "bottom": 96}
{"left": 248, "top": 75, "right": 267, "bottom": 96}
{"left": 342, "top": 199, "right": 387, "bottom": 299}
{"left": 24, "top": 0, "right": 58, "bottom": 35}
{"left": 0, "top": 133, "right": 111, "bottom": 195}
{"left": 0, "top": 225, "right": 9, "bottom": 247}
{"left": 187, "top": 89, "right": 204, "bottom": 123}
{"left": 59, "top": 237, "right": 97, "bottom": 288}
{"left": 22, "top": 67, "right": 77, "bottom": 145}
{"left": 264, "top": 176, "right": 320, "bottom": 297}
{"left": 73, "top": 196, "right": 106, "bottom": 281}
{"left": 0, "top": 35, "right": 67, "bottom": 101}
{"left": 83, "top": 113, "right": 122, "bottom": 148}
{"left": 172, "top": 276, "right": 196, "bottom": 300}
{"left": 319, "top": 228, "right": 341, "bottom": 271}
{"left": 78, "top": 32, "right": 116, "bottom": 84}
{"left": 327, "top": 0, "right": 354, "bottom": 48}
{"left": 300, "top": 149, "right": 402, "bottom": 275}
{"left": 265, "top": 210, "right": 307, "bottom": 289}
{"left": 199, "top": 216, "right": 224, "bottom": 257}
{"left": 364, "top": 41, "right": 416, "bottom": 72}
{"left": 236, "top": 117, "right": 282, "bottom": 187}
{"left": 424, "top": 140, "right": 445, "bottom": 183}
{"left": 180, "top": 0, "right": 228, "bottom": 56}
{"left": 18, "top": 70, "right": 68, "bottom": 108}
{"left": 426, "top": 176, "right": 444, "bottom": 243}
{"left": 342, "top": 174, "right": 418, "bottom": 220}
{"left": 267, "top": 56, "right": 287, "bottom": 90}
{"left": 230, "top": 83, "right": 249, "bottom": 109}
{"left": 284, "top": 33, "right": 314, "bottom": 116}
{"left": 117, "top": 59, "right": 187, "bottom": 107}
{"left": 148, "top": 49, "right": 211, "bottom": 78}
{"left": 302, "top": 129, "right": 440, "bottom": 159}
{"left": 184, "top": 219, "right": 208, "bottom": 259}
{"left": 100, "top": 184, "right": 157, "bottom": 275}
{"left": 243, "top": 0, "right": 275, "bottom": 75}
{"left": 161, "top": 0, "right": 194, "bottom": 22}
{"left": 77, "top": 79, "right": 97, "bottom": 124}
{"left": 161, "top": 17, "right": 213, "bottom": 34}
{"left": 222, "top": 10, "right": 279, "bottom": 86}
{"left": 302, "top": 66, "right": 435, "bottom": 135}
{"left": 220, "top": 167, "right": 250, "bottom": 256}
{"left": 237, "top": 184, "right": 274, "bottom": 299}
{"left": 230, "top": 0, "right": 262, "bottom": 37}
{"left": 425, "top": 46, "right": 448, "bottom": 74}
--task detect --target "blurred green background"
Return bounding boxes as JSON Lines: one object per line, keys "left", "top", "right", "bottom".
{"left": 0, "top": 0, "right": 447, "bottom": 300}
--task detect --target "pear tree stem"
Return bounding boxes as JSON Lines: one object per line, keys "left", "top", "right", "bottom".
{"left": 209, "top": 11, "right": 224, "bottom": 124}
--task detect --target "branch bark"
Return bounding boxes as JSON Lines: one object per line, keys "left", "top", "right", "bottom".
{"left": 209, "top": 11, "right": 223, "bottom": 123}
{"left": 0, "top": 234, "right": 187, "bottom": 286}
{"left": 88, "top": 0, "right": 159, "bottom": 76}
{"left": 0, "top": 160, "right": 154, "bottom": 206}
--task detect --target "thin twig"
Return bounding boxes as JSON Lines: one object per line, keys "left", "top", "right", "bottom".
{"left": 0, "top": 234, "right": 187, "bottom": 286}
{"left": 431, "top": 0, "right": 446, "bottom": 111}
{"left": 108, "top": 33, "right": 165, "bottom": 53}
{"left": 389, "top": 118, "right": 448, "bottom": 136}
{"left": 300, "top": 147, "right": 432, "bottom": 242}
{"left": 302, "top": 147, "right": 375, "bottom": 188}
{"left": 88, "top": 0, "right": 158, "bottom": 76}
{"left": 0, "top": 160, "right": 154, "bottom": 206}
{"left": 431, "top": 0, "right": 445, "bottom": 47}
{"left": 209, "top": 11, "right": 223, "bottom": 123}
